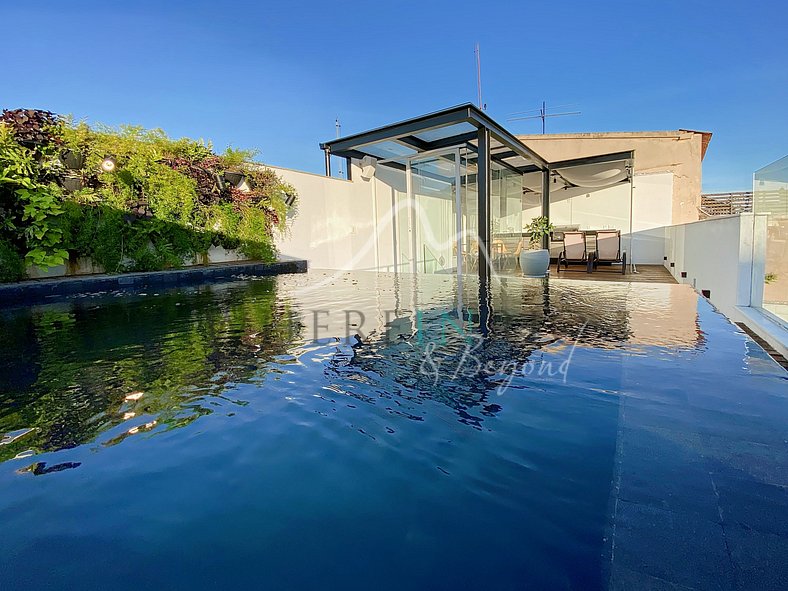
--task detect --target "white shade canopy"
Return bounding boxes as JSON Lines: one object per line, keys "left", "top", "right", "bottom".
{"left": 556, "top": 160, "right": 630, "bottom": 188}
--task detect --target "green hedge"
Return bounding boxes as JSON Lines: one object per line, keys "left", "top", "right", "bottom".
{"left": 0, "top": 108, "right": 297, "bottom": 280}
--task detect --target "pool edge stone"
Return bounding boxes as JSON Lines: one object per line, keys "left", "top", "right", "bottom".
{"left": 0, "top": 259, "right": 308, "bottom": 305}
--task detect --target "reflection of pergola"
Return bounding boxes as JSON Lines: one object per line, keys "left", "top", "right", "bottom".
{"left": 320, "top": 104, "right": 634, "bottom": 280}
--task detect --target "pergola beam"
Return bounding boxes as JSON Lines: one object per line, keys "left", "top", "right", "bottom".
{"left": 547, "top": 150, "right": 634, "bottom": 170}
{"left": 321, "top": 105, "right": 477, "bottom": 155}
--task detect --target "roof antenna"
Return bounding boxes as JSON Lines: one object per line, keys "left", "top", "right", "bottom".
{"left": 508, "top": 101, "right": 581, "bottom": 133}
{"left": 474, "top": 43, "right": 486, "bottom": 110}
{"left": 335, "top": 117, "right": 343, "bottom": 177}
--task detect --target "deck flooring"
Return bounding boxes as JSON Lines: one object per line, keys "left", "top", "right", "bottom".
{"left": 500, "top": 264, "right": 678, "bottom": 284}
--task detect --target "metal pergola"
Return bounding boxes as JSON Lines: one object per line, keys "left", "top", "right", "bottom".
{"left": 320, "top": 104, "right": 634, "bottom": 281}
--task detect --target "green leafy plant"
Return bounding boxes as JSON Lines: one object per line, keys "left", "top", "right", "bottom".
{"left": 525, "top": 216, "right": 554, "bottom": 249}
{"left": 0, "top": 108, "right": 298, "bottom": 281}
{"left": 765, "top": 272, "right": 777, "bottom": 284}
{"left": 0, "top": 239, "right": 25, "bottom": 282}
{"left": 17, "top": 186, "right": 69, "bottom": 267}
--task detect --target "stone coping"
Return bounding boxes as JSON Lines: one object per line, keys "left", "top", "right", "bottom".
{"left": 0, "top": 259, "right": 307, "bottom": 306}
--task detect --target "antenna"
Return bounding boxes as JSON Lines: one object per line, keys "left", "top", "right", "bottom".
{"left": 474, "top": 43, "right": 484, "bottom": 110}
{"left": 335, "top": 117, "right": 343, "bottom": 177}
{"left": 508, "top": 101, "right": 580, "bottom": 134}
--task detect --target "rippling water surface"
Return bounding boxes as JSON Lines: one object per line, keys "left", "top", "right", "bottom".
{"left": 0, "top": 271, "right": 780, "bottom": 590}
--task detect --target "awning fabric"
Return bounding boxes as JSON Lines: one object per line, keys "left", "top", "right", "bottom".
{"left": 556, "top": 161, "right": 629, "bottom": 188}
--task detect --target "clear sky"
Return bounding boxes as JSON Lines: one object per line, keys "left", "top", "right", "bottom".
{"left": 2, "top": 1, "right": 785, "bottom": 191}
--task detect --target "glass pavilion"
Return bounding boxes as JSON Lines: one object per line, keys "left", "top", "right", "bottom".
{"left": 320, "top": 104, "right": 634, "bottom": 280}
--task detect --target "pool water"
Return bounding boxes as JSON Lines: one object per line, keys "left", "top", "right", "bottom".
{"left": 0, "top": 270, "right": 784, "bottom": 590}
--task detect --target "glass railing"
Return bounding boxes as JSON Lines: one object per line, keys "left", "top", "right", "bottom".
{"left": 753, "top": 156, "right": 788, "bottom": 325}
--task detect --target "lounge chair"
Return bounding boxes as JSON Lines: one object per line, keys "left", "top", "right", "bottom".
{"left": 556, "top": 231, "right": 593, "bottom": 273}
{"left": 593, "top": 230, "right": 627, "bottom": 274}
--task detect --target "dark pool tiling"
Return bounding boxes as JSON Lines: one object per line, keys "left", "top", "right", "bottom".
{"left": 0, "top": 258, "right": 307, "bottom": 305}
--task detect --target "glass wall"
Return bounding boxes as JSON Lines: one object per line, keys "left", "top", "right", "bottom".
{"left": 490, "top": 163, "right": 525, "bottom": 271}
{"left": 753, "top": 156, "right": 788, "bottom": 323}
{"left": 410, "top": 152, "right": 459, "bottom": 274}
{"left": 460, "top": 148, "right": 478, "bottom": 274}
{"left": 374, "top": 148, "right": 531, "bottom": 277}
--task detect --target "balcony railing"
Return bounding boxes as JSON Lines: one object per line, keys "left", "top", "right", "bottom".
{"left": 699, "top": 192, "right": 753, "bottom": 218}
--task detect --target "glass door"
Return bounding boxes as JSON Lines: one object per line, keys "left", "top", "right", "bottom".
{"left": 406, "top": 149, "right": 462, "bottom": 274}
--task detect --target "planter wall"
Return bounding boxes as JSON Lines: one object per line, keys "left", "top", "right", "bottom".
{"left": 24, "top": 249, "right": 252, "bottom": 281}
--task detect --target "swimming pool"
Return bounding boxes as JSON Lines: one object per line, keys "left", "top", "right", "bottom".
{"left": 1, "top": 271, "right": 786, "bottom": 590}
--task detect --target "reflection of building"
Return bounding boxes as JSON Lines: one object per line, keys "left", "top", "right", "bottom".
{"left": 315, "top": 271, "right": 702, "bottom": 429}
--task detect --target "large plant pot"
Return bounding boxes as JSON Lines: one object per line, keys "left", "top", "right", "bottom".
{"left": 519, "top": 248, "right": 550, "bottom": 277}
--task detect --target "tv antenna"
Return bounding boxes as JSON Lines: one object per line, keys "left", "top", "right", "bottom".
{"left": 335, "top": 117, "right": 343, "bottom": 177}
{"left": 508, "top": 101, "right": 580, "bottom": 134}
{"left": 474, "top": 43, "right": 486, "bottom": 110}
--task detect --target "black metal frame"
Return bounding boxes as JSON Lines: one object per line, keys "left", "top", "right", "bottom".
{"left": 320, "top": 104, "right": 549, "bottom": 176}
{"left": 547, "top": 150, "right": 634, "bottom": 171}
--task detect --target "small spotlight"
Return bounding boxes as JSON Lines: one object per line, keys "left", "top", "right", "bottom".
{"left": 100, "top": 156, "right": 117, "bottom": 173}
{"left": 285, "top": 193, "right": 296, "bottom": 208}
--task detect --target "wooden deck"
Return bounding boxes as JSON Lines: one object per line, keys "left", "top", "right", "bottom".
{"left": 500, "top": 264, "right": 678, "bottom": 284}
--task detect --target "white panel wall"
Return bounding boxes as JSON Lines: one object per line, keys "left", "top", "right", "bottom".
{"left": 630, "top": 173, "right": 673, "bottom": 264}
{"left": 663, "top": 214, "right": 761, "bottom": 322}
{"left": 272, "top": 166, "right": 379, "bottom": 270}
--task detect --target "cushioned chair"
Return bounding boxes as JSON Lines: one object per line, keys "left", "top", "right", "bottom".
{"left": 557, "top": 231, "right": 593, "bottom": 273}
{"left": 593, "top": 230, "right": 627, "bottom": 274}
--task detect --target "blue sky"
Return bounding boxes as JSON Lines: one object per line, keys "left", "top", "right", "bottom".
{"left": 2, "top": 1, "right": 786, "bottom": 191}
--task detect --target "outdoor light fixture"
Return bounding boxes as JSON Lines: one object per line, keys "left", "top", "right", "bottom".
{"left": 100, "top": 156, "right": 117, "bottom": 172}
{"left": 284, "top": 193, "right": 296, "bottom": 208}
{"left": 360, "top": 155, "right": 377, "bottom": 180}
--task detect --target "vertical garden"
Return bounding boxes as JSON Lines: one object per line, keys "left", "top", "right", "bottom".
{"left": 0, "top": 108, "right": 297, "bottom": 282}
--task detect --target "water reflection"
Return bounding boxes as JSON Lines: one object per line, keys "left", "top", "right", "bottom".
{"left": 0, "top": 280, "right": 302, "bottom": 464}
{"left": 0, "top": 271, "right": 703, "bottom": 465}
{"left": 315, "top": 271, "right": 702, "bottom": 429}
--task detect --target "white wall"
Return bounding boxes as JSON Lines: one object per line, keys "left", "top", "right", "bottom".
{"left": 663, "top": 214, "right": 763, "bottom": 322}
{"left": 663, "top": 213, "right": 788, "bottom": 357}
{"left": 272, "top": 165, "right": 396, "bottom": 270}
{"left": 548, "top": 172, "right": 673, "bottom": 264}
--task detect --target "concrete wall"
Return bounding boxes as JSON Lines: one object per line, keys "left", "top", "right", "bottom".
{"left": 519, "top": 131, "right": 708, "bottom": 225}
{"left": 25, "top": 246, "right": 257, "bottom": 280}
{"left": 663, "top": 214, "right": 764, "bottom": 322}
{"left": 271, "top": 164, "right": 403, "bottom": 271}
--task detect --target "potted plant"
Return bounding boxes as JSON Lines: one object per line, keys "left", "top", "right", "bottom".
{"left": 520, "top": 216, "right": 554, "bottom": 277}
{"left": 61, "top": 149, "right": 85, "bottom": 171}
